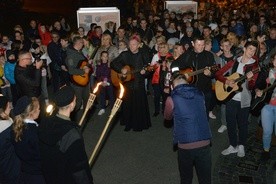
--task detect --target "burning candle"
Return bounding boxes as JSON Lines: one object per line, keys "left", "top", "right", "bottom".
{"left": 78, "top": 82, "right": 102, "bottom": 126}
{"left": 89, "top": 83, "right": 125, "bottom": 166}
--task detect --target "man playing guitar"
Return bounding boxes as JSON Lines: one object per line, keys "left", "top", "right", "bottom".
{"left": 215, "top": 41, "right": 259, "bottom": 158}
{"left": 66, "top": 36, "right": 90, "bottom": 122}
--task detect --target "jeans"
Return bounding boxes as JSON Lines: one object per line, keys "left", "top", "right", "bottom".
{"left": 261, "top": 104, "right": 276, "bottom": 150}
{"left": 221, "top": 104, "right": 226, "bottom": 126}
{"left": 204, "top": 91, "right": 213, "bottom": 120}
{"left": 226, "top": 99, "right": 250, "bottom": 147}
{"left": 178, "top": 145, "right": 211, "bottom": 184}
{"left": 71, "top": 83, "right": 90, "bottom": 122}
{"left": 152, "top": 84, "right": 165, "bottom": 113}
{"left": 99, "top": 85, "right": 114, "bottom": 109}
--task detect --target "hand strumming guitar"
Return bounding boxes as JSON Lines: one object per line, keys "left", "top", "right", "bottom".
{"left": 121, "top": 68, "right": 127, "bottom": 77}
{"left": 246, "top": 71, "right": 254, "bottom": 80}
{"left": 255, "top": 89, "right": 263, "bottom": 97}
{"left": 203, "top": 67, "right": 211, "bottom": 76}
{"left": 140, "top": 69, "right": 146, "bottom": 75}
{"left": 225, "top": 79, "right": 235, "bottom": 88}
{"left": 83, "top": 66, "right": 90, "bottom": 74}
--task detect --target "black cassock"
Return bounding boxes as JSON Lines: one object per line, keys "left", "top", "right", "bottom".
{"left": 111, "top": 50, "right": 151, "bottom": 131}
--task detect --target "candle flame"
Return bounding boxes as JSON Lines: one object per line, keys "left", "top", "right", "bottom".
{"left": 119, "top": 83, "right": 124, "bottom": 99}
{"left": 46, "top": 104, "right": 54, "bottom": 114}
{"left": 93, "top": 82, "right": 102, "bottom": 93}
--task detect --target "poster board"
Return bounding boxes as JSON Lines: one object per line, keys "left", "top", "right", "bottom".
{"left": 165, "top": 1, "right": 198, "bottom": 18}
{"left": 77, "top": 7, "right": 120, "bottom": 34}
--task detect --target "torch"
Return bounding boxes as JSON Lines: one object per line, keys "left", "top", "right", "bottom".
{"left": 78, "top": 82, "right": 102, "bottom": 127}
{"left": 89, "top": 83, "right": 124, "bottom": 167}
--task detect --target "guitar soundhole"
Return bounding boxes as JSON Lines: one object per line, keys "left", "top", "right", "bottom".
{"left": 120, "top": 76, "right": 126, "bottom": 81}
{"left": 226, "top": 86, "right": 232, "bottom": 92}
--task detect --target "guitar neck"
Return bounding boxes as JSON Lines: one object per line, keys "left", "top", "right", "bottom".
{"left": 234, "top": 67, "right": 259, "bottom": 83}
{"left": 263, "top": 82, "right": 276, "bottom": 93}
{"left": 188, "top": 68, "right": 205, "bottom": 76}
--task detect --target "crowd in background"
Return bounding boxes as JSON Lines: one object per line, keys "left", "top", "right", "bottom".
{"left": 0, "top": 1, "right": 276, "bottom": 183}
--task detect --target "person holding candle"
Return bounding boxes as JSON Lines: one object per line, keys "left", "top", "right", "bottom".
{"left": 110, "top": 35, "right": 151, "bottom": 131}
{"left": 38, "top": 86, "right": 93, "bottom": 184}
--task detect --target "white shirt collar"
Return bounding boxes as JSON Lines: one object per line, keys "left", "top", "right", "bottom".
{"left": 24, "top": 119, "right": 38, "bottom": 127}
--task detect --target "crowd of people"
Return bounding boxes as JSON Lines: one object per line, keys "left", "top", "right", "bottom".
{"left": 0, "top": 1, "right": 276, "bottom": 183}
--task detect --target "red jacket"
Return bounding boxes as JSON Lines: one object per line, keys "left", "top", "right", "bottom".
{"left": 38, "top": 24, "right": 52, "bottom": 46}
{"left": 215, "top": 56, "right": 259, "bottom": 90}
{"left": 151, "top": 52, "right": 172, "bottom": 84}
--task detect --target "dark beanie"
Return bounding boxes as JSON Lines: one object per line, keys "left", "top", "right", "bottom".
{"left": 6, "top": 50, "right": 15, "bottom": 59}
{"left": 0, "top": 95, "right": 8, "bottom": 110}
{"left": 53, "top": 86, "right": 75, "bottom": 107}
{"left": 14, "top": 96, "right": 32, "bottom": 116}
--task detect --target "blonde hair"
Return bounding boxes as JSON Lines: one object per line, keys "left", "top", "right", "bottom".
{"left": 13, "top": 97, "right": 39, "bottom": 142}
{"left": 101, "top": 33, "right": 113, "bottom": 46}
{"left": 227, "top": 32, "right": 239, "bottom": 47}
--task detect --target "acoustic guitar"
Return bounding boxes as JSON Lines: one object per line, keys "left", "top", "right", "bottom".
{"left": 71, "top": 60, "right": 91, "bottom": 86}
{"left": 178, "top": 65, "right": 219, "bottom": 84}
{"left": 111, "top": 65, "right": 157, "bottom": 87}
{"left": 250, "top": 81, "right": 276, "bottom": 116}
{"left": 215, "top": 67, "right": 260, "bottom": 101}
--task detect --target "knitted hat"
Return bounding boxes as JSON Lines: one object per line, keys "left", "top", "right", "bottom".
{"left": 5, "top": 50, "right": 15, "bottom": 59}
{"left": 167, "top": 38, "right": 179, "bottom": 46}
{"left": 209, "top": 23, "right": 218, "bottom": 31}
{"left": 0, "top": 95, "right": 8, "bottom": 110}
{"left": 53, "top": 86, "right": 75, "bottom": 107}
{"left": 14, "top": 96, "right": 32, "bottom": 116}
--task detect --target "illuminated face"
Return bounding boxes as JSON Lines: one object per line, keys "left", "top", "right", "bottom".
{"left": 244, "top": 45, "right": 257, "bottom": 59}
{"left": 203, "top": 28, "right": 211, "bottom": 37}
{"left": 54, "top": 21, "right": 61, "bottom": 30}
{"left": 60, "top": 39, "right": 68, "bottom": 48}
{"left": 221, "top": 41, "right": 232, "bottom": 52}
{"left": 19, "top": 52, "right": 33, "bottom": 66}
{"left": 30, "top": 20, "right": 36, "bottom": 29}
{"left": 101, "top": 35, "right": 111, "bottom": 46}
{"left": 270, "top": 29, "right": 276, "bottom": 40}
{"left": 140, "top": 20, "right": 147, "bottom": 29}
{"left": 100, "top": 53, "right": 109, "bottom": 63}
{"left": 117, "top": 29, "right": 125, "bottom": 38}
{"left": 129, "top": 39, "right": 140, "bottom": 53}
{"left": 192, "top": 39, "right": 205, "bottom": 53}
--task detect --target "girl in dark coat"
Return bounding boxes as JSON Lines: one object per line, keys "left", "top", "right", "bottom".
{"left": 12, "top": 96, "right": 46, "bottom": 184}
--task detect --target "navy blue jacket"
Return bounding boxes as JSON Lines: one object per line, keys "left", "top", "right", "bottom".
{"left": 0, "top": 120, "right": 21, "bottom": 183}
{"left": 172, "top": 84, "right": 212, "bottom": 144}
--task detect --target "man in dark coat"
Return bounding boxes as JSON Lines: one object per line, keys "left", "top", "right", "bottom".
{"left": 39, "top": 86, "right": 93, "bottom": 184}
{"left": 15, "top": 51, "right": 43, "bottom": 98}
{"left": 110, "top": 35, "right": 151, "bottom": 131}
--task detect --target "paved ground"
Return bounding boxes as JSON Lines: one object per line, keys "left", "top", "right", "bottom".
{"left": 78, "top": 94, "right": 276, "bottom": 184}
